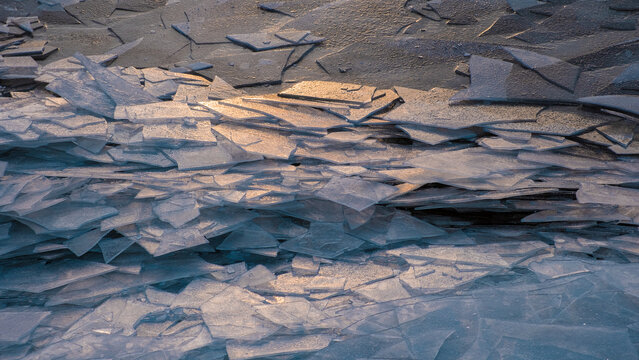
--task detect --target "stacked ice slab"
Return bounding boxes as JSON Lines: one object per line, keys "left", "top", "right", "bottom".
{"left": 1, "top": 47, "right": 639, "bottom": 359}
{"left": 0, "top": 16, "right": 57, "bottom": 92}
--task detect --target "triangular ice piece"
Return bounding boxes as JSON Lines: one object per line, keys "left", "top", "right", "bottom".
{"left": 504, "top": 47, "right": 581, "bottom": 92}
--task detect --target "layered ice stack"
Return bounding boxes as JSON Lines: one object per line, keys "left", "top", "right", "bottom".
{"left": 0, "top": 1, "right": 639, "bottom": 358}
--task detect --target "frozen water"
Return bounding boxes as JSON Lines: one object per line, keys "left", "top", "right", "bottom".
{"left": 0, "top": 309, "right": 50, "bottom": 345}
{"left": 0, "top": 259, "right": 116, "bottom": 293}
{"left": 504, "top": 47, "right": 581, "bottom": 91}
{"left": 226, "top": 31, "right": 324, "bottom": 51}
{"left": 0, "top": 5, "right": 638, "bottom": 359}
{"left": 279, "top": 81, "right": 377, "bottom": 105}
{"left": 227, "top": 335, "right": 332, "bottom": 359}
{"left": 200, "top": 286, "right": 280, "bottom": 340}
{"left": 315, "top": 176, "right": 398, "bottom": 211}
{"left": 384, "top": 86, "right": 542, "bottom": 130}
{"left": 280, "top": 222, "right": 364, "bottom": 258}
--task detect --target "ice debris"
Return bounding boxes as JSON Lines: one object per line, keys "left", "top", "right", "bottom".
{"left": 0, "top": 3, "right": 638, "bottom": 359}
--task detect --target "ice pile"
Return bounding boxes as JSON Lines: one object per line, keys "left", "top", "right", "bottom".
{"left": 0, "top": 16, "right": 57, "bottom": 93}
{"left": 0, "top": 50, "right": 638, "bottom": 358}
{"left": 1, "top": 10, "right": 639, "bottom": 360}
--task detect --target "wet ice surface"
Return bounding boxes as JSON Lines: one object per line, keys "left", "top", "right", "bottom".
{"left": 1, "top": 1, "right": 639, "bottom": 359}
